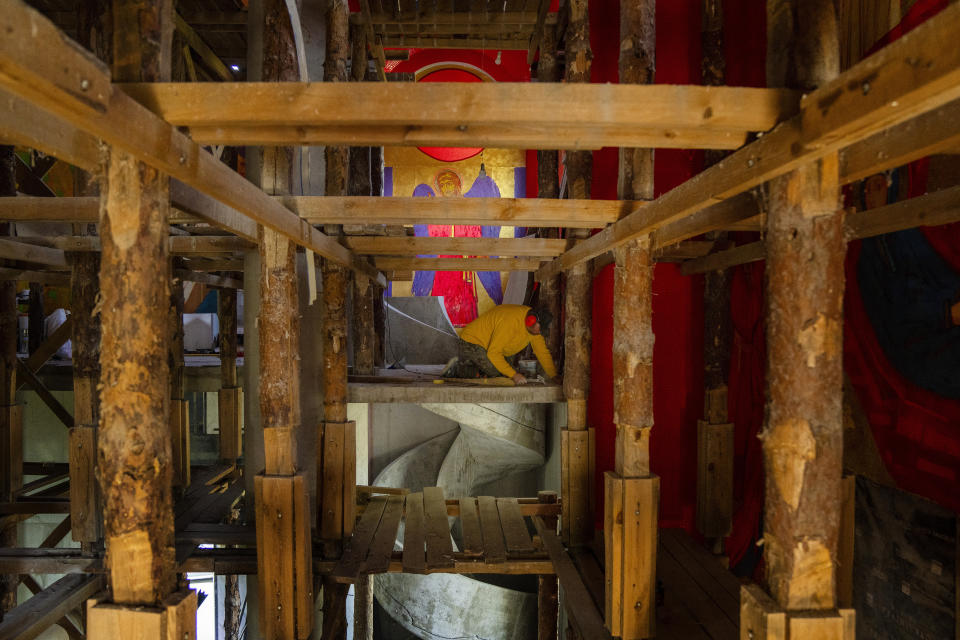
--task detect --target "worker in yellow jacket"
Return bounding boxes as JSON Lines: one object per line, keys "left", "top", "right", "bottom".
{"left": 443, "top": 305, "right": 558, "bottom": 385}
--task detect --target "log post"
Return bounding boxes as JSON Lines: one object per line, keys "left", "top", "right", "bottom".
{"left": 319, "top": 3, "right": 355, "bottom": 638}
{"left": 603, "top": 7, "right": 659, "bottom": 637}
{"left": 537, "top": 491, "right": 559, "bottom": 640}
{"left": 169, "top": 273, "right": 190, "bottom": 489}
{"left": 319, "top": 257, "right": 354, "bottom": 640}
{"left": 560, "top": 0, "right": 594, "bottom": 551}
{"left": 605, "top": 238, "right": 658, "bottom": 639}
{"left": 253, "top": 2, "right": 314, "bottom": 639}
{"left": 0, "top": 147, "right": 20, "bottom": 619}
{"left": 535, "top": 22, "right": 562, "bottom": 362}
{"left": 696, "top": 0, "right": 735, "bottom": 552}
{"left": 218, "top": 288, "right": 242, "bottom": 462}
{"left": 749, "top": 0, "right": 854, "bottom": 636}
{"left": 68, "top": 249, "right": 101, "bottom": 544}
{"left": 90, "top": 2, "right": 195, "bottom": 634}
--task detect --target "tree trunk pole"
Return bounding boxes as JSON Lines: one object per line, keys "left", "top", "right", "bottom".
{"left": 761, "top": 0, "right": 846, "bottom": 618}
{"left": 0, "top": 146, "right": 19, "bottom": 620}
{"left": 251, "top": 3, "right": 315, "bottom": 639}
{"left": 696, "top": 0, "right": 735, "bottom": 551}
{"left": 535, "top": 23, "right": 563, "bottom": 362}
{"left": 169, "top": 273, "right": 189, "bottom": 489}
{"left": 218, "top": 288, "right": 242, "bottom": 462}
{"left": 320, "top": 3, "right": 353, "bottom": 638}
{"left": 97, "top": 0, "right": 176, "bottom": 605}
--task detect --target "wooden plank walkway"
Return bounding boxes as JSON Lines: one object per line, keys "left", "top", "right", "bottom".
{"left": 331, "top": 487, "right": 555, "bottom": 582}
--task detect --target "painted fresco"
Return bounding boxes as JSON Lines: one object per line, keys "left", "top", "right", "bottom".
{"left": 385, "top": 146, "right": 526, "bottom": 327}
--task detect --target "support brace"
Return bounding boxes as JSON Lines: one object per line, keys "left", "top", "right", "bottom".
{"left": 87, "top": 589, "right": 197, "bottom": 640}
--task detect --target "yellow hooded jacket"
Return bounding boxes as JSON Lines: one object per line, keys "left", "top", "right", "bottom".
{"left": 459, "top": 304, "right": 558, "bottom": 378}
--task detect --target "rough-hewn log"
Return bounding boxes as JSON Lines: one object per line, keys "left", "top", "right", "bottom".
{"left": 612, "top": 238, "right": 654, "bottom": 477}
{"left": 258, "top": 231, "right": 300, "bottom": 476}
{"left": 697, "top": 0, "right": 734, "bottom": 551}
{"left": 97, "top": 0, "right": 176, "bottom": 606}
{"left": 169, "top": 273, "right": 189, "bottom": 489}
{"left": 618, "top": 0, "right": 655, "bottom": 202}
{"left": 0, "top": 146, "right": 18, "bottom": 619}
{"left": 762, "top": 0, "right": 844, "bottom": 613}
{"left": 563, "top": 0, "right": 592, "bottom": 202}
{"left": 537, "top": 491, "right": 559, "bottom": 640}
{"left": 218, "top": 289, "right": 238, "bottom": 388}
{"left": 322, "top": 7, "right": 351, "bottom": 620}
{"left": 562, "top": 263, "right": 591, "bottom": 429}
{"left": 352, "top": 274, "right": 376, "bottom": 376}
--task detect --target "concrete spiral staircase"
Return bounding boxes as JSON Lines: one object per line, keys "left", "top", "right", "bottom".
{"left": 372, "top": 402, "right": 547, "bottom": 640}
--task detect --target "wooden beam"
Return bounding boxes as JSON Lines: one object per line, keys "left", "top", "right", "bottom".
{"left": 680, "top": 241, "right": 765, "bottom": 275}
{"left": 120, "top": 82, "right": 797, "bottom": 140}
{"left": 541, "top": 3, "right": 960, "bottom": 274}
{"left": 287, "top": 196, "right": 630, "bottom": 228}
{"left": 187, "top": 122, "right": 750, "bottom": 151}
{"left": 372, "top": 257, "right": 546, "bottom": 272}
{"left": 15, "top": 235, "right": 252, "bottom": 254}
{"left": 174, "top": 270, "right": 241, "bottom": 289}
{"left": 346, "top": 236, "right": 568, "bottom": 257}
{"left": 0, "top": 1, "right": 379, "bottom": 283}
{"left": 358, "top": 11, "right": 545, "bottom": 26}
{"left": 173, "top": 13, "right": 232, "bottom": 81}
{"left": 0, "top": 268, "right": 68, "bottom": 285}
{"left": 840, "top": 97, "right": 960, "bottom": 183}
{"left": 681, "top": 184, "right": 960, "bottom": 274}
{"left": 2, "top": 194, "right": 629, "bottom": 229}
{"left": 0, "top": 574, "right": 103, "bottom": 640}
{"left": 532, "top": 516, "right": 612, "bottom": 640}
{"left": 527, "top": 0, "right": 553, "bottom": 64}
{"left": 0, "top": 88, "right": 100, "bottom": 170}
{"left": 358, "top": 0, "right": 387, "bottom": 81}
{"left": 0, "top": 238, "right": 66, "bottom": 268}
{"left": 847, "top": 183, "right": 960, "bottom": 238}
{"left": 23, "top": 316, "right": 72, "bottom": 373}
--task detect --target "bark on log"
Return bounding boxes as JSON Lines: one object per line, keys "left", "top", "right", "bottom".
{"left": 258, "top": 227, "right": 300, "bottom": 476}
{"left": 325, "top": 0, "right": 350, "bottom": 216}
{"left": 99, "top": 148, "right": 176, "bottom": 606}
{"left": 218, "top": 288, "right": 238, "bottom": 388}
{"left": 97, "top": 0, "right": 176, "bottom": 607}
{"left": 702, "top": 0, "right": 727, "bottom": 168}
{"left": 562, "top": 263, "right": 591, "bottom": 429}
{"left": 0, "top": 147, "right": 17, "bottom": 618}
{"left": 169, "top": 275, "right": 185, "bottom": 400}
{"left": 564, "top": 0, "right": 592, "bottom": 202}
{"left": 762, "top": 0, "right": 844, "bottom": 612}
{"left": 322, "top": 262, "right": 349, "bottom": 424}
{"left": 618, "top": 0, "right": 655, "bottom": 202}
{"left": 352, "top": 274, "right": 376, "bottom": 376}
{"left": 612, "top": 238, "right": 654, "bottom": 478}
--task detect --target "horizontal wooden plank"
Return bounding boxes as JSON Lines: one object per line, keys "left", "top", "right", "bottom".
{"left": 285, "top": 195, "right": 630, "bottom": 228}
{"left": 347, "top": 381, "right": 564, "bottom": 403}
{"left": 346, "top": 236, "right": 568, "bottom": 257}
{"left": 533, "top": 515, "right": 612, "bottom": 640}
{"left": 14, "top": 235, "right": 252, "bottom": 254}
{"left": 680, "top": 241, "right": 765, "bottom": 275}
{"left": 542, "top": 2, "right": 960, "bottom": 274}
{"left": 0, "top": 238, "right": 67, "bottom": 267}
{"left": 846, "top": 183, "right": 960, "bottom": 239}
{"left": 0, "top": 573, "right": 104, "bottom": 640}
{"left": 187, "top": 122, "right": 750, "bottom": 150}
{"left": 373, "top": 257, "right": 547, "bottom": 272}
{"left": 0, "top": 268, "right": 69, "bottom": 285}
{"left": 122, "top": 82, "right": 797, "bottom": 133}
{"left": 1, "top": 195, "right": 631, "bottom": 230}
{"left": 0, "top": 1, "right": 381, "bottom": 284}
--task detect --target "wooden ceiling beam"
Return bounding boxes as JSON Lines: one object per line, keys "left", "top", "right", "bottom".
{"left": 0, "top": 237, "right": 68, "bottom": 267}
{"left": 345, "top": 236, "right": 569, "bottom": 256}
{"left": 186, "top": 123, "right": 749, "bottom": 151}
{"left": 0, "top": 0, "right": 382, "bottom": 285}
{"left": 372, "top": 257, "right": 548, "bottom": 272}
{"left": 121, "top": 82, "right": 797, "bottom": 133}
{"left": 681, "top": 183, "right": 960, "bottom": 275}
{"left": 283, "top": 195, "right": 632, "bottom": 227}
{"left": 353, "top": 11, "right": 548, "bottom": 26}
{"left": 13, "top": 235, "right": 253, "bottom": 254}
{"left": 539, "top": 2, "right": 960, "bottom": 277}
{"left": 173, "top": 12, "right": 234, "bottom": 81}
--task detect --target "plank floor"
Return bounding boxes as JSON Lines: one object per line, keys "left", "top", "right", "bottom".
{"left": 331, "top": 488, "right": 553, "bottom": 582}
{"left": 574, "top": 529, "right": 741, "bottom": 640}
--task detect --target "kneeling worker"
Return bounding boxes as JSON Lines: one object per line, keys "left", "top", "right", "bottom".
{"left": 444, "top": 304, "right": 557, "bottom": 385}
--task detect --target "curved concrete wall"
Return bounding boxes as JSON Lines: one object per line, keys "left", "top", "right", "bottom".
{"left": 372, "top": 403, "right": 546, "bottom": 639}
